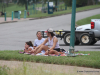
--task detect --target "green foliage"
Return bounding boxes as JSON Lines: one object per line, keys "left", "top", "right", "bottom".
{"left": 0, "top": 3, "right": 100, "bottom": 19}
{"left": 76, "top": 0, "right": 87, "bottom": 7}
{"left": 0, "top": 50, "right": 100, "bottom": 69}
{"left": 76, "top": 14, "right": 100, "bottom": 25}
{"left": 63, "top": 0, "right": 98, "bottom": 7}
{"left": 63, "top": 0, "right": 72, "bottom": 6}
{"left": 0, "top": 65, "right": 10, "bottom": 75}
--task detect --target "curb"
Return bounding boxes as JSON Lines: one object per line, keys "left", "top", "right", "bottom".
{"left": 0, "top": 21, "right": 17, "bottom": 24}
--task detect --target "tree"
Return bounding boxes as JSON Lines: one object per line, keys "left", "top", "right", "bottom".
{"left": 17, "top": 0, "right": 40, "bottom": 10}
{"left": 6, "top": 0, "right": 9, "bottom": 7}
{"left": 63, "top": 0, "right": 96, "bottom": 7}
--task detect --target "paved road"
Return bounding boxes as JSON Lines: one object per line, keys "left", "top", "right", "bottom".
{"left": 0, "top": 8, "right": 100, "bottom": 51}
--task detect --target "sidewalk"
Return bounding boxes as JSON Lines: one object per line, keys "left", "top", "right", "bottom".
{"left": 0, "top": 17, "right": 33, "bottom": 24}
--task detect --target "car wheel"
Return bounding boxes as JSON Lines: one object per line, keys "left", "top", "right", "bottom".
{"left": 80, "top": 33, "right": 92, "bottom": 45}
{"left": 63, "top": 33, "right": 76, "bottom": 45}
{"left": 63, "top": 33, "right": 70, "bottom": 45}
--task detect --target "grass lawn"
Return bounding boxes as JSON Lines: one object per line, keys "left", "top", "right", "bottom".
{"left": 0, "top": 50, "right": 100, "bottom": 69}
{"left": 0, "top": 3, "right": 100, "bottom": 18}
{"left": 76, "top": 14, "right": 100, "bottom": 25}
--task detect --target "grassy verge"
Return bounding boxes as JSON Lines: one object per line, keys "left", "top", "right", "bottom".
{"left": 25, "top": 5, "right": 100, "bottom": 18}
{"left": 0, "top": 64, "right": 67, "bottom": 75}
{"left": 76, "top": 14, "right": 100, "bottom": 25}
{"left": 0, "top": 4, "right": 100, "bottom": 18}
{"left": 0, "top": 50, "right": 100, "bottom": 69}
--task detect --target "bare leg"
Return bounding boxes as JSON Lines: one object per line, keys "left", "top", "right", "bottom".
{"left": 45, "top": 50, "right": 59, "bottom": 55}
{"left": 35, "top": 45, "right": 49, "bottom": 54}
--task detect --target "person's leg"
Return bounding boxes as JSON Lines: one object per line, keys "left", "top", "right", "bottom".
{"left": 35, "top": 45, "right": 49, "bottom": 54}
{"left": 45, "top": 50, "right": 59, "bottom": 55}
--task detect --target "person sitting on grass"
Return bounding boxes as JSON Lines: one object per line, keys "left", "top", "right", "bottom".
{"left": 31, "top": 28, "right": 61, "bottom": 55}
{"left": 24, "top": 41, "right": 34, "bottom": 54}
{"left": 33, "top": 31, "right": 47, "bottom": 54}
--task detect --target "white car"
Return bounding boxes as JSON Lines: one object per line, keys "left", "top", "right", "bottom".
{"left": 76, "top": 24, "right": 91, "bottom": 31}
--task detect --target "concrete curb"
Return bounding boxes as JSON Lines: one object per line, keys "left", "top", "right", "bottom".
{"left": 0, "top": 21, "right": 17, "bottom": 24}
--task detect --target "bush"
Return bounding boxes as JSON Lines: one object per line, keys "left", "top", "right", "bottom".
{"left": 63, "top": 0, "right": 98, "bottom": 7}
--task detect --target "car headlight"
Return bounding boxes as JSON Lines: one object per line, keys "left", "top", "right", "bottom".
{"left": 76, "top": 28, "right": 83, "bottom": 30}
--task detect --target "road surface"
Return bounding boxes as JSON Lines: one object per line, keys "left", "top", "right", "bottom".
{"left": 0, "top": 8, "right": 100, "bottom": 51}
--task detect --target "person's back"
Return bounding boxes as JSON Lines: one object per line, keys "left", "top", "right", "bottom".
{"left": 48, "top": 36, "right": 60, "bottom": 49}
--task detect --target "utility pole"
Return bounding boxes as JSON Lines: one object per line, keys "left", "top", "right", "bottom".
{"left": 67, "top": 0, "right": 76, "bottom": 57}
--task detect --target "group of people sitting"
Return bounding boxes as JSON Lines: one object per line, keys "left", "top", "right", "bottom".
{"left": 21, "top": 28, "right": 66, "bottom": 56}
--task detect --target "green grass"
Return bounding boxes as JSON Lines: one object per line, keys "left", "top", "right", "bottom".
{"left": 27, "top": 4, "right": 100, "bottom": 18}
{"left": 0, "top": 63, "right": 67, "bottom": 75}
{"left": 0, "top": 3, "right": 100, "bottom": 18}
{"left": 0, "top": 50, "right": 100, "bottom": 69}
{"left": 76, "top": 14, "right": 100, "bottom": 25}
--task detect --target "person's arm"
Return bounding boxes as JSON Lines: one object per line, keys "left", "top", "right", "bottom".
{"left": 34, "top": 40, "right": 37, "bottom": 48}
{"left": 49, "top": 37, "right": 58, "bottom": 50}
{"left": 34, "top": 46, "right": 36, "bottom": 49}
{"left": 24, "top": 48, "right": 28, "bottom": 53}
{"left": 27, "top": 47, "right": 33, "bottom": 52}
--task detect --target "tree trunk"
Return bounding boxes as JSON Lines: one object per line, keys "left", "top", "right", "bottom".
{"left": 55, "top": 0, "right": 57, "bottom": 12}
{"left": 25, "top": 4, "right": 27, "bottom": 10}
{"left": 87, "top": 0, "right": 90, "bottom": 5}
{"left": 92, "top": 0, "right": 95, "bottom": 5}
{"left": 6, "top": 0, "right": 9, "bottom": 7}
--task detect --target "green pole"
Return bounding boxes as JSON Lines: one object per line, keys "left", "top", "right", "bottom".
{"left": 68, "top": 0, "right": 76, "bottom": 56}
{"left": 65, "top": 4, "right": 67, "bottom": 10}
{"left": 24, "top": 10, "right": 26, "bottom": 19}
{"left": 12, "top": 11, "right": 13, "bottom": 20}
{"left": 5, "top": 12, "right": 6, "bottom": 21}
{"left": 30, "top": 3, "right": 31, "bottom": 15}
{"left": 18, "top": 11, "right": 20, "bottom": 19}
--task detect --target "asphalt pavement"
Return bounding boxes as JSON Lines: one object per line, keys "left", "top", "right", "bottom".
{"left": 0, "top": 8, "right": 100, "bottom": 51}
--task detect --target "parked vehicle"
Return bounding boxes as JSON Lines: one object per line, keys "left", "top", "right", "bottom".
{"left": 41, "top": 19, "right": 100, "bottom": 45}
{"left": 76, "top": 24, "right": 91, "bottom": 31}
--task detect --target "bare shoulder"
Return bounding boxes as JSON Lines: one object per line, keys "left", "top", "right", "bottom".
{"left": 53, "top": 36, "right": 58, "bottom": 41}
{"left": 54, "top": 36, "right": 57, "bottom": 39}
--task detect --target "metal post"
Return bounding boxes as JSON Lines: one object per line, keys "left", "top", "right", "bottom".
{"left": 12, "top": 11, "right": 13, "bottom": 20}
{"left": 5, "top": 12, "right": 6, "bottom": 21}
{"left": 30, "top": 3, "right": 31, "bottom": 15}
{"left": 65, "top": 4, "right": 67, "bottom": 10}
{"left": 48, "top": 0, "right": 49, "bottom": 14}
{"left": 18, "top": 11, "right": 20, "bottom": 19}
{"left": 67, "top": 0, "right": 76, "bottom": 57}
{"left": 24, "top": 10, "right": 26, "bottom": 19}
